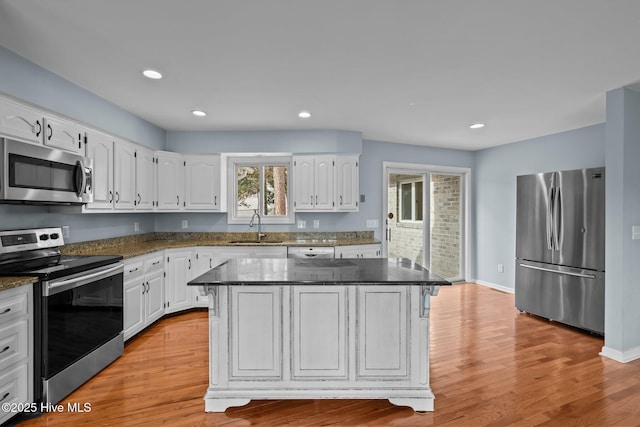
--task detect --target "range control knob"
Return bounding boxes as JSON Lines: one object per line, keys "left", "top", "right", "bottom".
{"left": 49, "top": 233, "right": 60, "bottom": 240}
{"left": 39, "top": 234, "right": 49, "bottom": 241}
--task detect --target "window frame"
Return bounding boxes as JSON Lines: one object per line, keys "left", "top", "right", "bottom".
{"left": 227, "top": 155, "right": 294, "bottom": 225}
{"left": 398, "top": 178, "right": 424, "bottom": 224}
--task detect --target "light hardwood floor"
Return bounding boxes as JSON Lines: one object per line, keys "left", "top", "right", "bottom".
{"left": 14, "top": 283, "right": 640, "bottom": 426}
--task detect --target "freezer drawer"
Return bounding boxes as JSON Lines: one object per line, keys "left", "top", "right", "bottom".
{"left": 515, "top": 260, "right": 604, "bottom": 334}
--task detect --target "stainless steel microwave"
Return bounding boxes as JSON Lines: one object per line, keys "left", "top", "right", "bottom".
{"left": 0, "top": 138, "right": 93, "bottom": 204}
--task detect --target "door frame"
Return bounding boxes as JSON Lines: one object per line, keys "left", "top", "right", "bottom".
{"left": 382, "top": 161, "right": 471, "bottom": 282}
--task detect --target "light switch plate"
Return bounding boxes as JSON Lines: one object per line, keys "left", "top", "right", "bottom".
{"left": 366, "top": 219, "right": 379, "bottom": 228}
{"left": 297, "top": 220, "right": 306, "bottom": 229}
{"left": 134, "top": 222, "right": 139, "bottom": 232}
{"left": 313, "top": 220, "right": 320, "bottom": 229}
{"left": 182, "top": 220, "right": 188, "bottom": 229}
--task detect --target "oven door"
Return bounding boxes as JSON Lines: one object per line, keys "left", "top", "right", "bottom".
{"left": 1, "top": 138, "right": 93, "bottom": 204}
{"left": 41, "top": 263, "right": 123, "bottom": 381}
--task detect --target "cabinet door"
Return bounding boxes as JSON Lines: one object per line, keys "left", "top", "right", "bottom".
{"left": 43, "top": 116, "right": 85, "bottom": 154}
{"left": 314, "top": 157, "right": 335, "bottom": 210}
{"left": 292, "top": 286, "right": 347, "bottom": 378}
{"left": 145, "top": 270, "right": 165, "bottom": 324}
{"left": 113, "top": 140, "right": 137, "bottom": 210}
{"left": 293, "top": 157, "right": 315, "bottom": 210}
{"left": 124, "top": 278, "right": 145, "bottom": 341}
{"left": 230, "top": 286, "right": 282, "bottom": 378}
{"left": 185, "top": 155, "right": 220, "bottom": 210}
{"left": 357, "top": 286, "right": 408, "bottom": 378}
{"left": 84, "top": 131, "right": 114, "bottom": 210}
{"left": 336, "top": 156, "right": 359, "bottom": 211}
{"left": 165, "top": 249, "right": 193, "bottom": 313}
{"left": 135, "top": 146, "right": 155, "bottom": 211}
{"left": 0, "top": 96, "right": 43, "bottom": 144}
{"left": 156, "top": 151, "right": 184, "bottom": 210}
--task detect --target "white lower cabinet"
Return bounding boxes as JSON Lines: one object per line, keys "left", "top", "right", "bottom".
{"left": 335, "top": 244, "right": 381, "bottom": 259}
{"left": 123, "top": 253, "right": 165, "bottom": 341}
{"left": 165, "top": 248, "right": 194, "bottom": 313}
{"left": 0, "top": 284, "right": 33, "bottom": 425}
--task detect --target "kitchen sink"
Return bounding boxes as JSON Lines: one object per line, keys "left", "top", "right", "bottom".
{"left": 227, "top": 240, "right": 283, "bottom": 244}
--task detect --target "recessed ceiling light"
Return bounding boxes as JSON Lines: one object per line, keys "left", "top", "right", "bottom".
{"left": 192, "top": 110, "right": 207, "bottom": 117}
{"left": 142, "top": 69, "right": 162, "bottom": 79}
{"left": 298, "top": 111, "right": 311, "bottom": 119}
{"left": 469, "top": 123, "right": 485, "bottom": 129}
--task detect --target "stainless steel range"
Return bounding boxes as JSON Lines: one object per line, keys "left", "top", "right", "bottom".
{"left": 0, "top": 227, "right": 123, "bottom": 405}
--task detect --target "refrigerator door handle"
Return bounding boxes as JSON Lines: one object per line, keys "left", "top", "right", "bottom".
{"left": 553, "top": 187, "right": 561, "bottom": 250}
{"left": 546, "top": 188, "right": 554, "bottom": 250}
{"left": 519, "top": 263, "right": 596, "bottom": 279}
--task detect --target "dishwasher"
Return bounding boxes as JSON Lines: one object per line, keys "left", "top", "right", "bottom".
{"left": 287, "top": 246, "right": 335, "bottom": 258}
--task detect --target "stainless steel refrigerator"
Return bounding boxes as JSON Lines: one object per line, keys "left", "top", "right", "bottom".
{"left": 515, "top": 167, "right": 605, "bottom": 334}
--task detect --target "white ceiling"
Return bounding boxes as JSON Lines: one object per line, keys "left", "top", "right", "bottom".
{"left": 1, "top": 0, "right": 640, "bottom": 151}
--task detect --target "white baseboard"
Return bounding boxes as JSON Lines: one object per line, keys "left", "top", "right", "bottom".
{"left": 600, "top": 345, "right": 640, "bottom": 363}
{"left": 473, "top": 280, "right": 514, "bottom": 294}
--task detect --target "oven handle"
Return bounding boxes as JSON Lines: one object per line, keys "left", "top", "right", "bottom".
{"left": 44, "top": 263, "right": 123, "bottom": 296}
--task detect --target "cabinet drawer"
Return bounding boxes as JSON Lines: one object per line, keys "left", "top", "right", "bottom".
{"left": 124, "top": 259, "right": 145, "bottom": 281}
{"left": 0, "top": 319, "right": 28, "bottom": 372}
{"left": 0, "top": 362, "right": 29, "bottom": 423}
{"left": 0, "top": 291, "right": 28, "bottom": 323}
{"left": 144, "top": 254, "right": 164, "bottom": 273}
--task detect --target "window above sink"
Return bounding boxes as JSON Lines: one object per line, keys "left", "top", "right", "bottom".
{"left": 227, "top": 154, "right": 294, "bottom": 225}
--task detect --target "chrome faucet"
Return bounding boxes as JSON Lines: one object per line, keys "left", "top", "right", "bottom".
{"left": 249, "top": 211, "right": 265, "bottom": 241}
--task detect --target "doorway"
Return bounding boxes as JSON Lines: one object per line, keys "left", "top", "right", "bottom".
{"left": 383, "top": 162, "right": 469, "bottom": 282}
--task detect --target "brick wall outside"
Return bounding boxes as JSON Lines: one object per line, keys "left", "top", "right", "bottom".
{"left": 430, "top": 174, "right": 461, "bottom": 279}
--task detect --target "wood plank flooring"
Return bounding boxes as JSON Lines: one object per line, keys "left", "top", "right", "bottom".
{"left": 14, "top": 283, "right": 640, "bottom": 426}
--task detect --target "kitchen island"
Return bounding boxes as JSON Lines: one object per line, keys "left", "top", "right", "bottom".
{"left": 188, "top": 257, "right": 450, "bottom": 412}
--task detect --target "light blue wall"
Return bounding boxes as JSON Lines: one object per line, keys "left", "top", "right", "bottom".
{"left": 473, "top": 124, "right": 605, "bottom": 288}
{"left": 167, "top": 130, "right": 362, "bottom": 154}
{"left": 0, "top": 46, "right": 166, "bottom": 149}
{"left": 157, "top": 134, "right": 474, "bottom": 238}
{"left": 604, "top": 87, "right": 640, "bottom": 355}
{"left": 0, "top": 45, "right": 165, "bottom": 242}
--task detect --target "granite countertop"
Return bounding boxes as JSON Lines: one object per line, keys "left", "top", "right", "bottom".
{"left": 188, "top": 257, "right": 451, "bottom": 286}
{"left": 61, "top": 232, "right": 380, "bottom": 260}
{"left": 0, "top": 276, "right": 38, "bottom": 292}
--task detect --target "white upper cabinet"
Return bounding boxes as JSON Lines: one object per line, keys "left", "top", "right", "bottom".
{"left": 293, "top": 156, "right": 335, "bottom": 211}
{"left": 113, "top": 139, "right": 137, "bottom": 210}
{"left": 156, "top": 151, "right": 184, "bottom": 210}
{"left": 43, "top": 116, "right": 86, "bottom": 154}
{"left": 135, "top": 146, "right": 155, "bottom": 211}
{"left": 293, "top": 155, "right": 359, "bottom": 212}
{"left": 0, "top": 96, "right": 44, "bottom": 144}
{"left": 184, "top": 154, "right": 221, "bottom": 211}
{"left": 336, "top": 156, "right": 359, "bottom": 211}
{"left": 0, "top": 95, "right": 85, "bottom": 154}
{"left": 84, "top": 130, "right": 114, "bottom": 211}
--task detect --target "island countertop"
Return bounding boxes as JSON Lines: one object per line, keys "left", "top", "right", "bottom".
{"left": 188, "top": 257, "right": 450, "bottom": 286}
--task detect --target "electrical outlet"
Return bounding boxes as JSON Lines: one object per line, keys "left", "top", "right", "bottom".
{"left": 313, "top": 220, "right": 320, "bottom": 229}
{"left": 181, "top": 220, "right": 188, "bottom": 229}
{"left": 297, "top": 220, "right": 306, "bottom": 229}
{"left": 62, "top": 225, "right": 70, "bottom": 239}
{"left": 497, "top": 264, "right": 504, "bottom": 273}
{"left": 134, "top": 222, "right": 139, "bottom": 232}
{"left": 633, "top": 225, "right": 640, "bottom": 240}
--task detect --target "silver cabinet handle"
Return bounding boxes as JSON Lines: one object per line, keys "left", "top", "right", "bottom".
{"left": 0, "top": 345, "right": 10, "bottom": 354}
{"left": 0, "top": 308, "right": 10, "bottom": 315}
{"left": 35, "top": 119, "right": 42, "bottom": 137}
{"left": 519, "top": 263, "right": 596, "bottom": 279}
{"left": 109, "top": 190, "right": 114, "bottom": 203}
{"left": 115, "top": 191, "right": 120, "bottom": 203}
{"left": 47, "top": 123, "right": 53, "bottom": 140}
{"left": 138, "top": 193, "right": 142, "bottom": 205}
{"left": 177, "top": 195, "right": 179, "bottom": 206}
